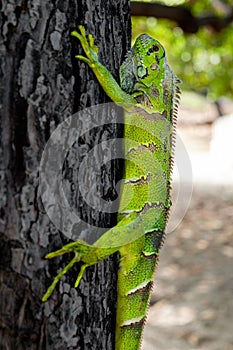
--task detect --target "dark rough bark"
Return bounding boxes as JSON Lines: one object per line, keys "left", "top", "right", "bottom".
{"left": 0, "top": 1, "right": 131, "bottom": 349}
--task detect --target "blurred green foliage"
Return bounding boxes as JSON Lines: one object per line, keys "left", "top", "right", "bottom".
{"left": 131, "top": 1, "right": 233, "bottom": 99}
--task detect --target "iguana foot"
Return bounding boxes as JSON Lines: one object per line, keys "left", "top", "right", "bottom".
{"left": 71, "top": 25, "right": 99, "bottom": 65}
{"left": 42, "top": 240, "right": 100, "bottom": 302}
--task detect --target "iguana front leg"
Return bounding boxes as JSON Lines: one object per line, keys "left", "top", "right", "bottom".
{"left": 71, "top": 26, "right": 135, "bottom": 107}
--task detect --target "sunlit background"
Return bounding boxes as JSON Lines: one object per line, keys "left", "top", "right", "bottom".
{"left": 131, "top": 1, "right": 233, "bottom": 349}
{"left": 132, "top": 1, "right": 233, "bottom": 99}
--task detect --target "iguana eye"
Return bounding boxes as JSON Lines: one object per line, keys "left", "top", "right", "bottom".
{"left": 152, "top": 45, "right": 159, "bottom": 52}
{"left": 147, "top": 45, "right": 160, "bottom": 55}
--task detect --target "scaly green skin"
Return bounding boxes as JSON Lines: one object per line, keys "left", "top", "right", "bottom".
{"left": 42, "top": 26, "right": 181, "bottom": 350}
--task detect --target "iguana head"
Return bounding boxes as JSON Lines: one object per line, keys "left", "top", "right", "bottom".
{"left": 120, "top": 34, "right": 167, "bottom": 95}
{"left": 120, "top": 34, "right": 173, "bottom": 112}
{"left": 133, "top": 34, "right": 166, "bottom": 80}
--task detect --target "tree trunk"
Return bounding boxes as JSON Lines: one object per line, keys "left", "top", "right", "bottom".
{"left": 0, "top": 1, "right": 131, "bottom": 349}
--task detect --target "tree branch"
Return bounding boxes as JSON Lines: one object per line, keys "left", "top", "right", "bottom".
{"left": 130, "top": 2, "right": 233, "bottom": 33}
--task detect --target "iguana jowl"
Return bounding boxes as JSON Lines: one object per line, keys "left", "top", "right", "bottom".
{"left": 42, "top": 26, "right": 181, "bottom": 350}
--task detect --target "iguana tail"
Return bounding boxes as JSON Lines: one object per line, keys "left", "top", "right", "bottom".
{"left": 116, "top": 230, "right": 164, "bottom": 349}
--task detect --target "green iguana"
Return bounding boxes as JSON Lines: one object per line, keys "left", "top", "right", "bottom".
{"left": 42, "top": 26, "right": 181, "bottom": 350}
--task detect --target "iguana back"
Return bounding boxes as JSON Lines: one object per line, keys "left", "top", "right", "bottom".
{"left": 114, "top": 34, "right": 181, "bottom": 349}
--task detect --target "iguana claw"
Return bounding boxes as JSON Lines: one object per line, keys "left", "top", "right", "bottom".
{"left": 42, "top": 240, "right": 95, "bottom": 302}
{"left": 71, "top": 25, "right": 99, "bottom": 65}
